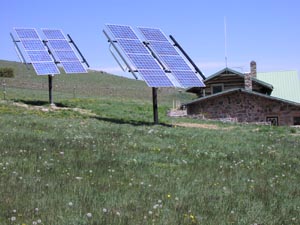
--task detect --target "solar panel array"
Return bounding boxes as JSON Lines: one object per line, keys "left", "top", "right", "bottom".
{"left": 42, "top": 29, "right": 87, "bottom": 73}
{"left": 14, "top": 28, "right": 60, "bottom": 75}
{"left": 106, "top": 24, "right": 174, "bottom": 87}
{"left": 138, "top": 27, "right": 205, "bottom": 88}
{"left": 105, "top": 24, "right": 205, "bottom": 88}
{"left": 14, "top": 28, "right": 87, "bottom": 75}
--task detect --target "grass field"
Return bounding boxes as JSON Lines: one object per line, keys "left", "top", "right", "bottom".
{"left": 1, "top": 60, "right": 300, "bottom": 225}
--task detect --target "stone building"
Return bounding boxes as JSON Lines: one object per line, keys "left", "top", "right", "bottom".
{"left": 184, "top": 62, "right": 300, "bottom": 126}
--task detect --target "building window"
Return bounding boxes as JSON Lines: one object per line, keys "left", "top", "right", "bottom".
{"left": 293, "top": 117, "right": 300, "bottom": 125}
{"left": 266, "top": 116, "right": 279, "bottom": 126}
{"left": 211, "top": 84, "right": 224, "bottom": 94}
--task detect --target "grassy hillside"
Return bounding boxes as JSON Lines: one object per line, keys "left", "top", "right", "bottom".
{"left": 0, "top": 60, "right": 193, "bottom": 105}
{"left": 1, "top": 60, "right": 300, "bottom": 225}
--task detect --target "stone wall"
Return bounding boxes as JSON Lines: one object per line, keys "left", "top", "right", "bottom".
{"left": 186, "top": 90, "right": 300, "bottom": 126}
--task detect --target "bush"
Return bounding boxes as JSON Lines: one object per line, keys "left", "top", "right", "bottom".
{"left": 0, "top": 67, "right": 14, "bottom": 78}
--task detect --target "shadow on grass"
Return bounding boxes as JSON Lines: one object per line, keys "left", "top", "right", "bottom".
{"left": 92, "top": 115, "right": 172, "bottom": 127}
{"left": 14, "top": 99, "right": 172, "bottom": 127}
{"left": 16, "top": 100, "right": 70, "bottom": 108}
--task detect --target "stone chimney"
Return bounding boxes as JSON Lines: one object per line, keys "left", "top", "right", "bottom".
{"left": 250, "top": 60, "right": 257, "bottom": 78}
{"left": 244, "top": 61, "right": 256, "bottom": 91}
{"left": 244, "top": 73, "right": 252, "bottom": 91}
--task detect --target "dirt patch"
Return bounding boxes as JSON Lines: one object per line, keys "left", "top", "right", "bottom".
{"left": 12, "top": 102, "right": 97, "bottom": 117}
{"left": 173, "top": 122, "right": 233, "bottom": 130}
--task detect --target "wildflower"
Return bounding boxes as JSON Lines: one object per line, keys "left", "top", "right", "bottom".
{"left": 34, "top": 208, "right": 39, "bottom": 213}
{"left": 11, "top": 216, "right": 16, "bottom": 221}
{"left": 116, "top": 211, "right": 121, "bottom": 216}
{"left": 148, "top": 210, "right": 153, "bottom": 215}
{"left": 153, "top": 204, "right": 159, "bottom": 209}
{"left": 167, "top": 194, "right": 171, "bottom": 198}
{"left": 12, "top": 209, "right": 17, "bottom": 213}
{"left": 86, "top": 213, "right": 92, "bottom": 218}
{"left": 102, "top": 208, "right": 108, "bottom": 213}
{"left": 32, "top": 221, "right": 37, "bottom": 225}
{"left": 37, "top": 219, "right": 42, "bottom": 224}
{"left": 68, "top": 202, "right": 73, "bottom": 207}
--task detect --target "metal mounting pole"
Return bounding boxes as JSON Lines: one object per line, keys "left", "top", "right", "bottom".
{"left": 152, "top": 87, "right": 159, "bottom": 125}
{"left": 48, "top": 75, "right": 54, "bottom": 106}
{"left": 169, "top": 35, "right": 206, "bottom": 80}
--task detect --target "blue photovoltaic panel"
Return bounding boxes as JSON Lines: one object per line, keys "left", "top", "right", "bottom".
{"left": 27, "top": 51, "right": 53, "bottom": 62}
{"left": 138, "top": 27, "right": 205, "bottom": 87}
{"left": 41, "top": 29, "right": 87, "bottom": 74}
{"left": 138, "top": 27, "right": 168, "bottom": 42}
{"left": 138, "top": 70, "right": 174, "bottom": 87}
{"left": 149, "top": 42, "right": 179, "bottom": 56}
{"left": 32, "top": 62, "right": 60, "bottom": 75}
{"left": 171, "top": 70, "right": 205, "bottom": 87}
{"left": 42, "top": 29, "right": 65, "bottom": 40}
{"left": 117, "top": 39, "right": 149, "bottom": 54}
{"left": 106, "top": 24, "right": 138, "bottom": 39}
{"left": 159, "top": 55, "right": 191, "bottom": 71}
{"left": 127, "top": 54, "right": 162, "bottom": 70}
{"left": 47, "top": 40, "right": 72, "bottom": 50}
{"left": 55, "top": 51, "right": 78, "bottom": 61}
{"left": 20, "top": 40, "right": 45, "bottom": 50}
{"left": 14, "top": 28, "right": 60, "bottom": 75}
{"left": 14, "top": 28, "right": 40, "bottom": 39}
{"left": 61, "top": 61, "right": 87, "bottom": 73}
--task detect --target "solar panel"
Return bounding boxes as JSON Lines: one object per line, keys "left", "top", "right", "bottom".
{"left": 149, "top": 41, "right": 179, "bottom": 56}
{"left": 117, "top": 39, "right": 149, "bottom": 54}
{"left": 127, "top": 54, "right": 162, "bottom": 70}
{"left": 171, "top": 70, "right": 205, "bottom": 87}
{"left": 42, "top": 29, "right": 65, "bottom": 40}
{"left": 14, "top": 28, "right": 40, "bottom": 39}
{"left": 55, "top": 51, "right": 78, "bottom": 61}
{"left": 47, "top": 40, "right": 73, "bottom": 50}
{"left": 106, "top": 24, "right": 139, "bottom": 39}
{"left": 138, "top": 27, "right": 205, "bottom": 87}
{"left": 14, "top": 28, "right": 60, "bottom": 75}
{"left": 20, "top": 40, "right": 45, "bottom": 50}
{"left": 41, "top": 29, "right": 87, "bottom": 74}
{"left": 105, "top": 24, "right": 175, "bottom": 87}
{"left": 27, "top": 51, "right": 53, "bottom": 62}
{"left": 61, "top": 61, "right": 87, "bottom": 73}
{"left": 138, "top": 27, "right": 168, "bottom": 42}
{"left": 32, "top": 62, "right": 60, "bottom": 75}
{"left": 138, "top": 70, "right": 174, "bottom": 87}
{"left": 159, "top": 55, "right": 191, "bottom": 71}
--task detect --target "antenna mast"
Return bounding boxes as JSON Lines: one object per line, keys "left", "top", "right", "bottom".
{"left": 224, "top": 16, "right": 228, "bottom": 68}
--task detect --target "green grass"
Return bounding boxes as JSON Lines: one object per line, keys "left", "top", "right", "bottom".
{"left": 1, "top": 60, "right": 300, "bottom": 225}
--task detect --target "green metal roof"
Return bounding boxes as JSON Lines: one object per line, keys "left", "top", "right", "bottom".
{"left": 257, "top": 71, "right": 300, "bottom": 103}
